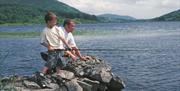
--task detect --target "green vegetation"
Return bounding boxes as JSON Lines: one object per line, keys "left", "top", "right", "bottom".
{"left": 153, "top": 9, "right": 180, "bottom": 21}
{"left": 0, "top": 0, "right": 98, "bottom": 25}
{"left": 0, "top": 31, "right": 40, "bottom": 37}
{"left": 0, "top": 30, "right": 95, "bottom": 37}
{"left": 0, "top": 30, "right": 94, "bottom": 37}
{"left": 0, "top": 77, "right": 17, "bottom": 91}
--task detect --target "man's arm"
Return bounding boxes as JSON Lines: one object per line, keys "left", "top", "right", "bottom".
{"left": 72, "top": 47, "right": 87, "bottom": 61}
{"left": 65, "top": 51, "right": 77, "bottom": 61}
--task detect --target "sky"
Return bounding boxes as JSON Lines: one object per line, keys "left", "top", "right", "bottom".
{"left": 58, "top": 0, "right": 180, "bottom": 19}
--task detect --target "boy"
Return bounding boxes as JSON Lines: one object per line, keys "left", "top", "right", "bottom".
{"left": 40, "top": 12, "right": 76, "bottom": 76}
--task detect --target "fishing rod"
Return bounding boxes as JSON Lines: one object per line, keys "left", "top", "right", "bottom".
{"left": 77, "top": 48, "right": 152, "bottom": 51}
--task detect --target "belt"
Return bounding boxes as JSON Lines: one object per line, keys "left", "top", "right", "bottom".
{"left": 48, "top": 49, "right": 65, "bottom": 52}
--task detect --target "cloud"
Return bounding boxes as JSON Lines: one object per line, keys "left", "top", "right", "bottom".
{"left": 58, "top": 0, "right": 180, "bottom": 19}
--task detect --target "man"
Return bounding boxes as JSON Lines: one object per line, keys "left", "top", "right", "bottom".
{"left": 60, "top": 19, "right": 88, "bottom": 61}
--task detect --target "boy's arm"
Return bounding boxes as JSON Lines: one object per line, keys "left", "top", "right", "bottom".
{"left": 40, "top": 30, "right": 53, "bottom": 50}
{"left": 41, "top": 42, "right": 48, "bottom": 48}
{"left": 57, "top": 35, "right": 72, "bottom": 50}
{"left": 41, "top": 42, "right": 53, "bottom": 51}
{"left": 55, "top": 27, "right": 72, "bottom": 50}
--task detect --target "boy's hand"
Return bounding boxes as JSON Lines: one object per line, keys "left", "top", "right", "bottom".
{"left": 72, "top": 55, "right": 78, "bottom": 61}
{"left": 66, "top": 47, "right": 72, "bottom": 51}
{"left": 48, "top": 45, "right": 54, "bottom": 51}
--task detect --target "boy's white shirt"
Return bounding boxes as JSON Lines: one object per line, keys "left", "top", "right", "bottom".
{"left": 40, "top": 26, "right": 65, "bottom": 49}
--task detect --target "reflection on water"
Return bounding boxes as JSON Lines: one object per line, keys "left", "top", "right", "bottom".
{"left": 0, "top": 22, "right": 180, "bottom": 91}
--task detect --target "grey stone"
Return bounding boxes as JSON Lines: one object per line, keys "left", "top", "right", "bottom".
{"left": 77, "top": 80, "right": 92, "bottom": 91}
{"left": 100, "top": 68, "right": 112, "bottom": 83}
{"left": 54, "top": 70, "right": 75, "bottom": 80}
{"left": 62, "top": 70, "right": 75, "bottom": 80}
{"left": 107, "top": 75, "right": 125, "bottom": 91}
{"left": 65, "top": 79, "right": 83, "bottom": 91}
{"left": 98, "top": 84, "right": 108, "bottom": 91}
{"left": 80, "top": 78, "right": 100, "bottom": 91}
{"left": 23, "top": 80, "right": 41, "bottom": 89}
{"left": 16, "top": 82, "right": 61, "bottom": 91}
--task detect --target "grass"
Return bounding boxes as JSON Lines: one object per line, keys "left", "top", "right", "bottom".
{"left": 0, "top": 30, "right": 100, "bottom": 37}
{"left": 0, "top": 31, "right": 40, "bottom": 37}
{"left": 0, "top": 77, "right": 17, "bottom": 91}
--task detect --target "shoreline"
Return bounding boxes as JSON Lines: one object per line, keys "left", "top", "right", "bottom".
{"left": 0, "top": 31, "right": 40, "bottom": 37}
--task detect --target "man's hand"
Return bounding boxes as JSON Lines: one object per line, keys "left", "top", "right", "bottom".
{"left": 80, "top": 56, "right": 88, "bottom": 61}
{"left": 80, "top": 56, "right": 92, "bottom": 61}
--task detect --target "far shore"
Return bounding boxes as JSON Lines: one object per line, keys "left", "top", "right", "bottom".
{"left": 0, "top": 30, "right": 106, "bottom": 37}
{"left": 0, "top": 31, "right": 40, "bottom": 37}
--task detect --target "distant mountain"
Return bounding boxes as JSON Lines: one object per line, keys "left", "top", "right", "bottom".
{"left": 153, "top": 9, "right": 180, "bottom": 21}
{"left": 99, "top": 14, "right": 136, "bottom": 20}
{"left": 98, "top": 14, "right": 136, "bottom": 22}
{"left": 0, "top": 0, "right": 97, "bottom": 24}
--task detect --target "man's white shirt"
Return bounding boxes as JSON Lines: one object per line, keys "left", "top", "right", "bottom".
{"left": 61, "top": 27, "right": 76, "bottom": 48}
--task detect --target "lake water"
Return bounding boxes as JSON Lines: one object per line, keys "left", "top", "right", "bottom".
{"left": 0, "top": 22, "right": 180, "bottom": 91}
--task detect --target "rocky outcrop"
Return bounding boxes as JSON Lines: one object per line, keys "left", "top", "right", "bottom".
{"left": 0, "top": 52, "right": 125, "bottom": 91}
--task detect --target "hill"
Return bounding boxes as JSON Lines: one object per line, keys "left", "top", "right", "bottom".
{"left": 98, "top": 14, "right": 136, "bottom": 22}
{"left": 0, "top": 0, "right": 98, "bottom": 24}
{"left": 153, "top": 9, "right": 180, "bottom": 21}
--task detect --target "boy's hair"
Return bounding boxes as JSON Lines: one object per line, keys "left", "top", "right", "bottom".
{"left": 63, "top": 19, "right": 72, "bottom": 27}
{"left": 44, "top": 11, "right": 56, "bottom": 23}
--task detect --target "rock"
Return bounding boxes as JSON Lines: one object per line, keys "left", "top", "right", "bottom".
{"left": 107, "top": 75, "right": 125, "bottom": 91}
{"left": 66, "top": 57, "right": 113, "bottom": 83}
{"left": 77, "top": 80, "right": 92, "bottom": 91}
{"left": 22, "top": 80, "right": 41, "bottom": 89}
{"left": 100, "top": 68, "right": 112, "bottom": 83}
{"left": 0, "top": 54, "right": 125, "bottom": 91}
{"left": 82, "top": 78, "right": 99, "bottom": 88}
{"left": 60, "top": 70, "right": 75, "bottom": 80}
{"left": 65, "top": 79, "right": 83, "bottom": 91}
{"left": 78, "top": 78, "right": 100, "bottom": 91}
{"left": 16, "top": 82, "right": 60, "bottom": 91}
